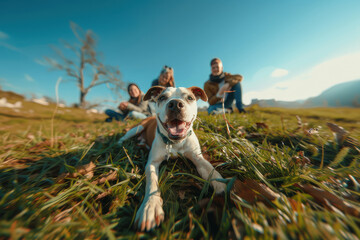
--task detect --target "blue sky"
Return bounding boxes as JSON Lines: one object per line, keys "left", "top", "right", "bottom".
{"left": 1, "top": 0, "right": 360, "bottom": 109}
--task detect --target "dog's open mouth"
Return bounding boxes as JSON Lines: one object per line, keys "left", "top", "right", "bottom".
{"left": 159, "top": 118, "right": 192, "bottom": 140}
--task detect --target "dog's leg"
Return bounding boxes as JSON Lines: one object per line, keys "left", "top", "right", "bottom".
{"left": 135, "top": 143, "right": 165, "bottom": 231}
{"left": 117, "top": 125, "right": 144, "bottom": 145}
{"left": 184, "top": 137, "right": 226, "bottom": 194}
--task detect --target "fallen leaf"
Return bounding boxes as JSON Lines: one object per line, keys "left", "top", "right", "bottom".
{"left": 232, "top": 179, "right": 280, "bottom": 206}
{"left": 28, "top": 139, "right": 65, "bottom": 153}
{"left": 178, "top": 190, "right": 186, "bottom": 200}
{"left": 327, "top": 122, "right": 349, "bottom": 145}
{"left": 292, "top": 151, "right": 311, "bottom": 166}
{"left": 256, "top": 122, "right": 269, "bottom": 129}
{"left": 92, "top": 170, "right": 118, "bottom": 185}
{"left": 236, "top": 126, "right": 247, "bottom": 136}
{"left": 96, "top": 189, "right": 112, "bottom": 200}
{"left": 57, "top": 162, "right": 96, "bottom": 182}
{"left": 295, "top": 183, "right": 360, "bottom": 217}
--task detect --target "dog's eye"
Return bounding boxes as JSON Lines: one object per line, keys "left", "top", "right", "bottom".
{"left": 158, "top": 95, "right": 167, "bottom": 101}
{"left": 187, "top": 96, "right": 194, "bottom": 101}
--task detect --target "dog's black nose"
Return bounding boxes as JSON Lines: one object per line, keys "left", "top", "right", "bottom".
{"left": 168, "top": 99, "right": 184, "bottom": 111}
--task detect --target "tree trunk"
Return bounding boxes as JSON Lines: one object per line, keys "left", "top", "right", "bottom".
{"left": 80, "top": 91, "right": 87, "bottom": 108}
{"left": 79, "top": 48, "right": 85, "bottom": 108}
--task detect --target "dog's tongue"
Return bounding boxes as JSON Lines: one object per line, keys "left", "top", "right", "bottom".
{"left": 168, "top": 119, "right": 186, "bottom": 136}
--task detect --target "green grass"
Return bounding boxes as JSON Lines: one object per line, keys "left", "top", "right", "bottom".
{"left": 0, "top": 101, "right": 360, "bottom": 239}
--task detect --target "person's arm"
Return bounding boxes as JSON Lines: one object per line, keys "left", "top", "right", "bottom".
{"left": 204, "top": 81, "right": 222, "bottom": 105}
{"left": 126, "top": 102, "right": 144, "bottom": 112}
{"left": 216, "top": 83, "right": 231, "bottom": 98}
{"left": 224, "top": 74, "right": 243, "bottom": 87}
{"left": 127, "top": 96, "right": 149, "bottom": 113}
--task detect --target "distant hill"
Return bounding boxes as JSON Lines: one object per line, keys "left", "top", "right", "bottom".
{"left": 303, "top": 80, "right": 360, "bottom": 107}
{"left": 0, "top": 89, "right": 25, "bottom": 101}
{"left": 250, "top": 80, "right": 360, "bottom": 108}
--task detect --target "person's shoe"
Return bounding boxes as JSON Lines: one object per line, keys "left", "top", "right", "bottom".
{"left": 105, "top": 117, "right": 113, "bottom": 122}
{"left": 211, "top": 108, "right": 232, "bottom": 115}
{"left": 238, "top": 109, "right": 247, "bottom": 113}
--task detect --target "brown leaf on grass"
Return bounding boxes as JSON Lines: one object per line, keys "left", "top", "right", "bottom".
{"left": 201, "top": 146, "right": 224, "bottom": 166}
{"left": 294, "top": 183, "right": 360, "bottom": 217}
{"left": 236, "top": 126, "right": 247, "bottom": 136}
{"left": 108, "top": 129, "right": 115, "bottom": 136}
{"left": 53, "top": 203, "right": 80, "bottom": 222}
{"left": 245, "top": 133, "right": 264, "bottom": 139}
{"left": 3, "top": 144, "right": 19, "bottom": 150}
{"left": 327, "top": 122, "right": 349, "bottom": 145}
{"left": 10, "top": 221, "right": 30, "bottom": 238}
{"left": 57, "top": 162, "right": 96, "bottom": 183}
{"left": 96, "top": 189, "right": 112, "bottom": 200}
{"left": 288, "top": 198, "right": 305, "bottom": 212}
{"left": 232, "top": 179, "right": 280, "bottom": 206}
{"left": 28, "top": 139, "right": 65, "bottom": 153}
{"left": 197, "top": 195, "right": 226, "bottom": 229}
{"left": 0, "top": 156, "right": 42, "bottom": 169}
{"left": 189, "top": 178, "right": 203, "bottom": 191}
{"left": 26, "top": 134, "right": 35, "bottom": 141}
{"left": 256, "top": 122, "right": 269, "bottom": 130}
{"left": 326, "top": 122, "right": 359, "bottom": 148}
{"left": 178, "top": 190, "right": 186, "bottom": 200}
{"left": 292, "top": 151, "right": 311, "bottom": 166}
{"left": 91, "top": 170, "right": 118, "bottom": 185}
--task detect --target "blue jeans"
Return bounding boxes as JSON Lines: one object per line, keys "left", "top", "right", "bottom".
{"left": 105, "top": 109, "right": 125, "bottom": 121}
{"left": 208, "top": 82, "right": 244, "bottom": 114}
{"left": 105, "top": 109, "right": 147, "bottom": 122}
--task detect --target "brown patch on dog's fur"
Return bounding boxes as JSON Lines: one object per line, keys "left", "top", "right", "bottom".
{"left": 136, "top": 116, "right": 157, "bottom": 148}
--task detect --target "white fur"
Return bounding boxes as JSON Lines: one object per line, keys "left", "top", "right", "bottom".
{"left": 126, "top": 87, "right": 226, "bottom": 231}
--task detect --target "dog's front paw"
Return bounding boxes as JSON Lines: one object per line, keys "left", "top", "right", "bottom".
{"left": 135, "top": 196, "right": 164, "bottom": 231}
{"left": 212, "top": 180, "right": 227, "bottom": 194}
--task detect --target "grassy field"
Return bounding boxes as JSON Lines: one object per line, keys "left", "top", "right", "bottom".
{"left": 1, "top": 96, "right": 360, "bottom": 239}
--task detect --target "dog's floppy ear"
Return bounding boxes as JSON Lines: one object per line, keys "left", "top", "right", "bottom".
{"left": 188, "top": 87, "right": 208, "bottom": 102}
{"left": 143, "top": 86, "right": 166, "bottom": 101}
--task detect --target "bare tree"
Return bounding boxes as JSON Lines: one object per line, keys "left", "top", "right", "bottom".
{"left": 45, "top": 22, "right": 125, "bottom": 108}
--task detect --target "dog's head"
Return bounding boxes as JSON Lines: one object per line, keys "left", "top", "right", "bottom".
{"left": 144, "top": 86, "right": 207, "bottom": 142}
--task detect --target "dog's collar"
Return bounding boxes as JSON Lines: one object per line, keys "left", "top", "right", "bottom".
{"left": 156, "top": 125, "right": 192, "bottom": 145}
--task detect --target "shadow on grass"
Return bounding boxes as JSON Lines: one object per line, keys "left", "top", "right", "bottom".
{"left": 0, "top": 132, "right": 228, "bottom": 239}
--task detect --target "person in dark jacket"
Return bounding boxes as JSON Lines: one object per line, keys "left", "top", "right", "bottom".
{"left": 204, "top": 58, "right": 245, "bottom": 114}
{"left": 105, "top": 83, "right": 149, "bottom": 122}
{"left": 151, "top": 65, "right": 175, "bottom": 87}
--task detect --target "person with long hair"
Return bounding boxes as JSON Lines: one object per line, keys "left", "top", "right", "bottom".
{"left": 151, "top": 65, "right": 175, "bottom": 87}
{"left": 148, "top": 66, "right": 175, "bottom": 115}
{"left": 105, "top": 83, "right": 149, "bottom": 122}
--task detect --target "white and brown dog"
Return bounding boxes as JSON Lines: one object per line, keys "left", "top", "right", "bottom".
{"left": 118, "top": 86, "right": 226, "bottom": 231}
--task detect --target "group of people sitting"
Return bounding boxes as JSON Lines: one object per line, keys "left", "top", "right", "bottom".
{"left": 104, "top": 58, "right": 245, "bottom": 122}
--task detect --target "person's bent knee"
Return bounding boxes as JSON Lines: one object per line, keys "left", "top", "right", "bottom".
{"left": 105, "top": 109, "right": 113, "bottom": 115}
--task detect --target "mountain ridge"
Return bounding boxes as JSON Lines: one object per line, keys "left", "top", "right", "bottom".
{"left": 250, "top": 79, "right": 360, "bottom": 108}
